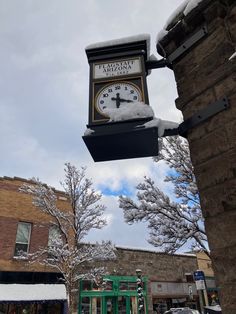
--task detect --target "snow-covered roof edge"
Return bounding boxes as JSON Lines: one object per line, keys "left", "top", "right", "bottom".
{"left": 156, "top": 0, "right": 208, "bottom": 44}
{"left": 86, "top": 34, "right": 151, "bottom": 57}
{"left": 116, "top": 245, "right": 196, "bottom": 258}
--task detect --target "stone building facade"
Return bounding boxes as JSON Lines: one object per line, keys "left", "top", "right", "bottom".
{"left": 157, "top": 0, "right": 236, "bottom": 313}
{"left": 103, "top": 246, "right": 199, "bottom": 313}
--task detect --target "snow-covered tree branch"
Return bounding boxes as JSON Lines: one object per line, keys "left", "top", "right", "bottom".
{"left": 20, "top": 163, "right": 116, "bottom": 314}
{"left": 119, "top": 136, "right": 209, "bottom": 256}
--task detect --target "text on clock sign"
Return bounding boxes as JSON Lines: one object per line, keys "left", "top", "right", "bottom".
{"left": 94, "top": 58, "right": 141, "bottom": 79}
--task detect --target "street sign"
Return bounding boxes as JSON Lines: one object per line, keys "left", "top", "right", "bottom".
{"left": 193, "top": 270, "right": 205, "bottom": 281}
{"left": 195, "top": 280, "right": 206, "bottom": 290}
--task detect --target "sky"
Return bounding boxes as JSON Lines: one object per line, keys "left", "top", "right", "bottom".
{"left": 0, "top": 0, "right": 185, "bottom": 250}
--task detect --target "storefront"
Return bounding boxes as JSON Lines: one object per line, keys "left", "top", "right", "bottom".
{"left": 151, "top": 281, "right": 199, "bottom": 313}
{"left": 0, "top": 284, "right": 67, "bottom": 314}
{"left": 79, "top": 275, "right": 147, "bottom": 314}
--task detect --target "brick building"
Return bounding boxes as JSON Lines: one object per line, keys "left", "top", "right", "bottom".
{"left": 0, "top": 176, "right": 68, "bottom": 314}
{"left": 0, "top": 176, "right": 210, "bottom": 313}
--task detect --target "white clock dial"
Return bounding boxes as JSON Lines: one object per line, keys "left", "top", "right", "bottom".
{"left": 96, "top": 82, "right": 142, "bottom": 114}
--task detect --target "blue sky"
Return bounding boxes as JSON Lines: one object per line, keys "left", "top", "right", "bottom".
{"left": 0, "top": 0, "right": 185, "bottom": 250}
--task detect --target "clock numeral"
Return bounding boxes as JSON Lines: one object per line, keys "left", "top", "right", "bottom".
{"left": 108, "top": 88, "right": 113, "bottom": 93}
{"left": 100, "top": 100, "right": 104, "bottom": 104}
{"left": 130, "top": 90, "right": 134, "bottom": 94}
{"left": 125, "top": 87, "right": 128, "bottom": 90}
{"left": 115, "top": 86, "right": 121, "bottom": 90}
{"left": 103, "top": 93, "right": 109, "bottom": 98}
{"left": 133, "top": 96, "right": 138, "bottom": 100}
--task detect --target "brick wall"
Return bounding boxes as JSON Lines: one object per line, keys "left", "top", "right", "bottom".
{"left": 0, "top": 176, "right": 70, "bottom": 272}
{"left": 157, "top": 1, "right": 236, "bottom": 313}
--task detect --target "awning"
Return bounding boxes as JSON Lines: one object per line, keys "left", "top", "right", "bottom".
{"left": 0, "top": 284, "right": 67, "bottom": 302}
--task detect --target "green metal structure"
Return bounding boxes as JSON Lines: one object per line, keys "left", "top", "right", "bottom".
{"left": 79, "top": 275, "right": 148, "bottom": 314}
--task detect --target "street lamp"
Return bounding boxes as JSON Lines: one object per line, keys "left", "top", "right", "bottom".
{"left": 136, "top": 269, "right": 144, "bottom": 313}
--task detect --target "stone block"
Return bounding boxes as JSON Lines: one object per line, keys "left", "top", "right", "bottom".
{"left": 200, "top": 177, "right": 236, "bottom": 217}
{"left": 205, "top": 212, "right": 236, "bottom": 250}
{"left": 194, "top": 148, "right": 236, "bottom": 190}
{"left": 189, "top": 126, "right": 232, "bottom": 165}
{"left": 205, "top": 93, "right": 236, "bottom": 135}
{"left": 176, "top": 87, "right": 215, "bottom": 117}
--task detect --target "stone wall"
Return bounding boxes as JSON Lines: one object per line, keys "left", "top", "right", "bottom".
{"left": 157, "top": 1, "right": 236, "bottom": 313}
{"left": 102, "top": 247, "right": 198, "bottom": 312}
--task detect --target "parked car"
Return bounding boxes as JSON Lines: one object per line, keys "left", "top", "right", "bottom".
{"left": 164, "top": 308, "right": 200, "bottom": 314}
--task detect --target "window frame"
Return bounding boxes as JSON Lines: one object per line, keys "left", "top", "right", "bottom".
{"left": 14, "top": 221, "right": 32, "bottom": 257}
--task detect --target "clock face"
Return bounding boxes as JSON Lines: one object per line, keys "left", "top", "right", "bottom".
{"left": 95, "top": 81, "right": 142, "bottom": 114}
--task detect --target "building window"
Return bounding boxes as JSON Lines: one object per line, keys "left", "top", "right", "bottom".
{"left": 48, "top": 225, "right": 61, "bottom": 247}
{"left": 14, "top": 222, "right": 31, "bottom": 256}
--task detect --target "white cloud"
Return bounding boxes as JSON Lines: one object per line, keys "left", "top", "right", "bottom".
{"left": 0, "top": 0, "right": 184, "bottom": 249}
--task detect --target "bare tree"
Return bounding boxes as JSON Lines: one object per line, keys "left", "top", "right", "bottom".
{"left": 20, "top": 163, "right": 116, "bottom": 314}
{"left": 119, "top": 136, "right": 209, "bottom": 256}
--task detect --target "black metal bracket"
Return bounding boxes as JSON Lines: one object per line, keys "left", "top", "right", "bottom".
{"left": 145, "top": 58, "right": 172, "bottom": 70}
{"left": 145, "top": 25, "right": 208, "bottom": 72}
{"left": 168, "top": 25, "right": 208, "bottom": 63}
{"left": 163, "top": 97, "right": 230, "bottom": 137}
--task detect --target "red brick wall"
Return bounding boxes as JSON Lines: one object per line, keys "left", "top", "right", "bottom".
{"left": 0, "top": 177, "right": 69, "bottom": 272}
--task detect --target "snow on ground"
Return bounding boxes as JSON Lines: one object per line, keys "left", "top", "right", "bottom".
{"left": 0, "top": 284, "right": 67, "bottom": 301}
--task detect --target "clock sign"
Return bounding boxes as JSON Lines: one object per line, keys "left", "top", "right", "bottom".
{"left": 85, "top": 36, "right": 150, "bottom": 126}
{"left": 83, "top": 35, "right": 159, "bottom": 162}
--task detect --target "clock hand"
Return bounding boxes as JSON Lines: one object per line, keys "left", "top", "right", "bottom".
{"left": 111, "top": 93, "right": 133, "bottom": 108}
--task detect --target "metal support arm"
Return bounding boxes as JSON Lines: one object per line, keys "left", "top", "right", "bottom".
{"left": 145, "top": 58, "right": 172, "bottom": 70}
{"left": 163, "top": 97, "right": 230, "bottom": 137}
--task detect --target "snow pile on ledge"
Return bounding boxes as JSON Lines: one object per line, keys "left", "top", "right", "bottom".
{"left": 157, "top": 0, "right": 204, "bottom": 41}
{"left": 0, "top": 284, "right": 67, "bottom": 301}
{"left": 103, "top": 102, "right": 154, "bottom": 122}
{"left": 86, "top": 34, "right": 150, "bottom": 56}
{"left": 84, "top": 128, "right": 95, "bottom": 136}
{"left": 138, "top": 117, "right": 179, "bottom": 137}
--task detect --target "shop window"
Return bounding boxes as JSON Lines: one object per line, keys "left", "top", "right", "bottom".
{"left": 91, "top": 297, "right": 101, "bottom": 314}
{"left": 0, "top": 304, "right": 8, "bottom": 313}
{"left": 128, "top": 282, "right": 137, "bottom": 291}
{"left": 14, "top": 222, "right": 31, "bottom": 256}
{"left": 120, "top": 281, "right": 128, "bottom": 290}
{"left": 81, "top": 297, "right": 90, "bottom": 314}
{"left": 185, "top": 274, "right": 194, "bottom": 283}
{"left": 103, "top": 279, "right": 113, "bottom": 290}
{"left": 119, "top": 281, "right": 137, "bottom": 291}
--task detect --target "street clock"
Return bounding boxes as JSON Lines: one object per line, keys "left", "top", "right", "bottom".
{"left": 85, "top": 35, "right": 150, "bottom": 126}
{"left": 83, "top": 35, "right": 159, "bottom": 162}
